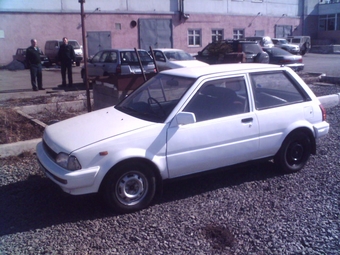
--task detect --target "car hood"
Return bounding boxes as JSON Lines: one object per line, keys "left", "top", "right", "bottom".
{"left": 43, "top": 107, "right": 154, "bottom": 153}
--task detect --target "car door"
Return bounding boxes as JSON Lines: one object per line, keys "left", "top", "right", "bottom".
{"left": 166, "top": 75, "right": 260, "bottom": 178}
{"left": 154, "top": 50, "right": 167, "bottom": 71}
{"left": 87, "top": 51, "right": 104, "bottom": 77}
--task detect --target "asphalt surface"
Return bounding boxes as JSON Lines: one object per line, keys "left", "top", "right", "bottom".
{"left": 0, "top": 65, "right": 84, "bottom": 101}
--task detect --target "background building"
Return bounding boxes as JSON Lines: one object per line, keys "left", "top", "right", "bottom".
{"left": 0, "top": 0, "right": 339, "bottom": 66}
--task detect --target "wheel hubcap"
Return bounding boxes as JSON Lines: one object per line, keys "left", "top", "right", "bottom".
{"left": 116, "top": 173, "right": 147, "bottom": 206}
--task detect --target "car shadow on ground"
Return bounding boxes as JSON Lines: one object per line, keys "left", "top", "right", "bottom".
{"left": 0, "top": 160, "right": 283, "bottom": 236}
{"left": 50, "top": 82, "right": 90, "bottom": 92}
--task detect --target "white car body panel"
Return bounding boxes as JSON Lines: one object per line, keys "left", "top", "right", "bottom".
{"left": 167, "top": 112, "right": 259, "bottom": 178}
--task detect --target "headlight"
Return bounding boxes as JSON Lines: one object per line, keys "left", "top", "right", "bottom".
{"left": 56, "top": 152, "right": 82, "bottom": 171}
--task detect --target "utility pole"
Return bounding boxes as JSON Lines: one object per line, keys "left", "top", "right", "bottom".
{"left": 79, "top": 0, "right": 91, "bottom": 112}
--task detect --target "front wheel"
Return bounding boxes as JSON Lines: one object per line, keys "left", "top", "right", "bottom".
{"left": 274, "top": 131, "right": 311, "bottom": 173}
{"left": 102, "top": 162, "right": 156, "bottom": 213}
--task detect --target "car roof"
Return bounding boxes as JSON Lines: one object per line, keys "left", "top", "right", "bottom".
{"left": 160, "top": 63, "right": 286, "bottom": 78}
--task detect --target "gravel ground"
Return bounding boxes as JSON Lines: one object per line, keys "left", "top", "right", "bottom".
{"left": 0, "top": 84, "right": 339, "bottom": 255}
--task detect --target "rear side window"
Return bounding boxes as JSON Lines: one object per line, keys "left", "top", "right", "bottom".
{"left": 242, "top": 44, "right": 261, "bottom": 54}
{"left": 120, "top": 51, "right": 152, "bottom": 64}
{"left": 250, "top": 71, "right": 309, "bottom": 110}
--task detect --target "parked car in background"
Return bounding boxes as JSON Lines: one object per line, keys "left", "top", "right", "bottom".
{"left": 13, "top": 48, "right": 50, "bottom": 69}
{"left": 263, "top": 47, "right": 304, "bottom": 72}
{"left": 245, "top": 36, "right": 275, "bottom": 48}
{"left": 272, "top": 38, "right": 300, "bottom": 54}
{"left": 196, "top": 40, "right": 269, "bottom": 64}
{"left": 37, "top": 63, "right": 329, "bottom": 213}
{"left": 286, "top": 36, "right": 311, "bottom": 55}
{"left": 45, "top": 39, "right": 83, "bottom": 66}
{"left": 81, "top": 49, "right": 156, "bottom": 82}
{"left": 151, "top": 48, "right": 208, "bottom": 71}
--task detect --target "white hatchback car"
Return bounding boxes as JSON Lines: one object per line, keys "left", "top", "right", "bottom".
{"left": 37, "top": 64, "right": 329, "bottom": 213}
{"left": 152, "top": 48, "right": 208, "bottom": 71}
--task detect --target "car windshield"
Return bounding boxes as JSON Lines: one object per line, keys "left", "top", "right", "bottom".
{"left": 292, "top": 39, "right": 301, "bottom": 44}
{"left": 115, "top": 74, "right": 195, "bottom": 122}
{"left": 279, "top": 39, "right": 289, "bottom": 44}
{"left": 120, "top": 51, "right": 153, "bottom": 65}
{"left": 164, "top": 51, "right": 194, "bottom": 61}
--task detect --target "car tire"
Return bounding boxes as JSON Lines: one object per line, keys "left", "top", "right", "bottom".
{"left": 274, "top": 130, "right": 311, "bottom": 173}
{"left": 102, "top": 161, "right": 156, "bottom": 213}
{"left": 76, "top": 61, "right": 81, "bottom": 66}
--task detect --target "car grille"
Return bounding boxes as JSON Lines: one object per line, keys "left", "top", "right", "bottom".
{"left": 43, "top": 139, "right": 57, "bottom": 161}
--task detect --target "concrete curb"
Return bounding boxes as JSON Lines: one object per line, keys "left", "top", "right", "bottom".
{"left": 320, "top": 76, "right": 340, "bottom": 85}
{"left": 0, "top": 138, "right": 41, "bottom": 158}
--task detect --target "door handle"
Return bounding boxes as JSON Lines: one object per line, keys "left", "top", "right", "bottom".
{"left": 241, "top": 118, "right": 253, "bottom": 123}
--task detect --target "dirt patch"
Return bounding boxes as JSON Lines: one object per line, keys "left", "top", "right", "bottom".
{"left": 0, "top": 108, "right": 45, "bottom": 144}
{"left": 0, "top": 95, "right": 89, "bottom": 144}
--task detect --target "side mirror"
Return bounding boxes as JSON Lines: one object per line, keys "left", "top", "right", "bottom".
{"left": 172, "top": 112, "right": 196, "bottom": 126}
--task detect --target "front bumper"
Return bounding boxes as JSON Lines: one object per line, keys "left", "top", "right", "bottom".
{"left": 36, "top": 141, "right": 100, "bottom": 195}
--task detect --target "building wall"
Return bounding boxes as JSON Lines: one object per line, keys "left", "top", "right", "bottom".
{"left": 0, "top": 0, "right": 306, "bottom": 65}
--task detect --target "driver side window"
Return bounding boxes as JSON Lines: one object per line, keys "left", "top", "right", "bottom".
{"left": 184, "top": 76, "right": 249, "bottom": 122}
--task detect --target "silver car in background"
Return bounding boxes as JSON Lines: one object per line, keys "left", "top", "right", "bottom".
{"left": 272, "top": 38, "right": 300, "bottom": 54}
{"left": 152, "top": 48, "right": 208, "bottom": 71}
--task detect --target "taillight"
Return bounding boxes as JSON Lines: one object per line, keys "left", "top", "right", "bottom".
{"left": 319, "top": 104, "right": 326, "bottom": 121}
{"left": 116, "top": 65, "right": 121, "bottom": 74}
{"left": 298, "top": 58, "right": 302, "bottom": 63}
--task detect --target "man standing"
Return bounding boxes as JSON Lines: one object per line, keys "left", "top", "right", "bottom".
{"left": 26, "top": 39, "right": 44, "bottom": 91}
{"left": 58, "top": 37, "right": 75, "bottom": 87}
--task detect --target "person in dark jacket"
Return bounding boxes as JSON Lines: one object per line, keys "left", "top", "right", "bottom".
{"left": 26, "top": 39, "right": 44, "bottom": 91}
{"left": 58, "top": 37, "right": 75, "bottom": 87}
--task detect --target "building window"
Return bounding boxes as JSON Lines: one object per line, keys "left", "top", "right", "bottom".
{"left": 211, "top": 29, "right": 223, "bottom": 42}
{"left": 233, "top": 29, "right": 244, "bottom": 39}
{"left": 188, "top": 29, "right": 201, "bottom": 46}
{"left": 319, "top": 14, "right": 336, "bottom": 30}
{"left": 337, "top": 13, "right": 340, "bottom": 30}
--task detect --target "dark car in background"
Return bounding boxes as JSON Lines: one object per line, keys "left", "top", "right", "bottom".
{"left": 263, "top": 47, "right": 304, "bottom": 72}
{"left": 81, "top": 49, "right": 156, "bottom": 83}
{"left": 13, "top": 48, "right": 50, "bottom": 69}
{"left": 196, "top": 40, "right": 269, "bottom": 64}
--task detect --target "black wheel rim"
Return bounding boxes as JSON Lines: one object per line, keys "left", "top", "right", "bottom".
{"left": 286, "top": 141, "right": 305, "bottom": 166}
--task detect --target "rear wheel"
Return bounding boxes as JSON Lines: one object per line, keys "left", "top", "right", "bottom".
{"left": 274, "top": 131, "right": 311, "bottom": 173}
{"left": 103, "top": 162, "right": 156, "bottom": 213}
